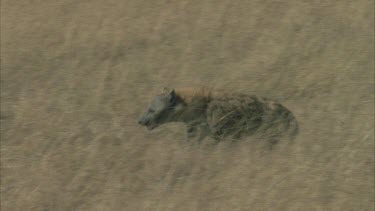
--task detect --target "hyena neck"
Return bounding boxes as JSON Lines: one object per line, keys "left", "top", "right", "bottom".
{"left": 167, "top": 96, "right": 207, "bottom": 124}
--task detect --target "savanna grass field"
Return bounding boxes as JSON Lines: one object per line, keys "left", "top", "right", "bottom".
{"left": 1, "top": 1, "right": 374, "bottom": 210}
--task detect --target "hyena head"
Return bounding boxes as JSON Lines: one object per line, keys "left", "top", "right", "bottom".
{"left": 138, "top": 88, "right": 183, "bottom": 130}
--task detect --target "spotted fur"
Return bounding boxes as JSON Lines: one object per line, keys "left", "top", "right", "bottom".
{"left": 138, "top": 87, "right": 298, "bottom": 142}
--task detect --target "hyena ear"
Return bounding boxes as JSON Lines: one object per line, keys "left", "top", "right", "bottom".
{"left": 167, "top": 89, "right": 176, "bottom": 103}
{"left": 162, "top": 87, "right": 170, "bottom": 94}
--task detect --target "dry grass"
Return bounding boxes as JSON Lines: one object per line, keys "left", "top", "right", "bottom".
{"left": 1, "top": 0, "right": 374, "bottom": 210}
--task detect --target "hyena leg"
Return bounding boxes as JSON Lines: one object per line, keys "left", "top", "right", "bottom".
{"left": 187, "top": 124, "right": 198, "bottom": 140}
{"left": 187, "top": 122, "right": 209, "bottom": 142}
{"left": 196, "top": 124, "right": 209, "bottom": 143}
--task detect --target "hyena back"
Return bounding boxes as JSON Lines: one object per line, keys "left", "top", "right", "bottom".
{"left": 138, "top": 87, "right": 298, "bottom": 142}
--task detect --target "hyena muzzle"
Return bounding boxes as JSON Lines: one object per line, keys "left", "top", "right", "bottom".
{"left": 138, "top": 87, "right": 299, "bottom": 142}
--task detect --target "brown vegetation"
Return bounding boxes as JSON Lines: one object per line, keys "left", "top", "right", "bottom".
{"left": 1, "top": 0, "right": 374, "bottom": 210}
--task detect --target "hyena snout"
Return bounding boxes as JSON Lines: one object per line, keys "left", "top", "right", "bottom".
{"left": 138, "top": 117, "right": 150, "bottom": 126}
{"left": 138, "top": 116, "right": 158, "bottom": 130}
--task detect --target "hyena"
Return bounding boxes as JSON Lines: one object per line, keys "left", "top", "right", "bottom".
{"left": 138, "top": 87, "right": 298, "bottom": 143}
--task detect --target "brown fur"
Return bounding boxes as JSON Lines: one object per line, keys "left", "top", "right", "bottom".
{"left": 173, "top": 87, "right": 220, "bottom": 103}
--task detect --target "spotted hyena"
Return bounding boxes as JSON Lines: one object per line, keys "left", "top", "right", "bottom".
{"left": 138, "top": 87, "right": 298, "bottom": 143}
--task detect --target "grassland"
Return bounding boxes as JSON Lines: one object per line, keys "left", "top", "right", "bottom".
{"left": 1, "top": 0, "right": 374, "bottom": 210}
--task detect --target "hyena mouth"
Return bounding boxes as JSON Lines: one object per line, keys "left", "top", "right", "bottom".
{"left": 147, "top": 124, "right": 157, "bottom": 130}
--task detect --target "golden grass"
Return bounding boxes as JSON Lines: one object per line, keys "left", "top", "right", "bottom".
{"left": 1, "top": 0, "right": 374, "bottom": 210}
